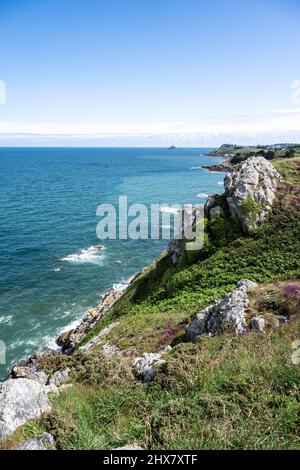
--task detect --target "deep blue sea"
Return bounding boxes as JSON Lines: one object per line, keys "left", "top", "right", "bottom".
{"left": 0, "top": 147, "right": 224, "bottom": 379}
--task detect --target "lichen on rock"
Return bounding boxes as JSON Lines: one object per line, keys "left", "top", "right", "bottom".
{"left": 132, "top": 346, "right": 172, "bottom": 383}
{"left": 186, "top": 280, "right": 257, "bottom": 341}
{"left": 0, "top": 378, "right": 51, "bottom": 440}
{"left": 224, "top": 156, "right": 281, "bottom": 233}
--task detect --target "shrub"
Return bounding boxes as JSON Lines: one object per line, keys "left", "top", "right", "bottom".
{"left": 283, "top": 284, "right": 300, "bottom": 299}
{"left": 240, "top": 195, "right": 259, "bottom": 218}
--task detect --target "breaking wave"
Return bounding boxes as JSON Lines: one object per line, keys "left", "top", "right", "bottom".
{"left": 61, "top": 245, "right": 105, "bottom": 264}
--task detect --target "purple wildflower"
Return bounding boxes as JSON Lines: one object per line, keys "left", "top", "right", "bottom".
{"left": 283, "top": 284, "right": 300, "bottom": 299}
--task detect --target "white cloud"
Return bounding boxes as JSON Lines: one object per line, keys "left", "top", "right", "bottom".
{"left": 270, "top": 108, "right": 300, "bottom": 114}
{"left": 0, "top": 109, "right": 300, "bottom": 146}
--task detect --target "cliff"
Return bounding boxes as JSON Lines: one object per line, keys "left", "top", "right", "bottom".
{"left": 205, "top": 156, "right": 282, "bottom": 233}
{"left": 1, "top": 155, "right": 300, "bottom": 450}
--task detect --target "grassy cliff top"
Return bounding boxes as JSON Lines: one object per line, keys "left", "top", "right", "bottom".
{"left": 2, "top": 156, "right": 300, "bottom": 450}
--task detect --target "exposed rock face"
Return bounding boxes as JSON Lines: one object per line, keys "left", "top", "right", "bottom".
{"left": 11, "top": 366, "right": 48, "bottom": 385}
{"left": 224, "top": 157, "right": 281, "bottom": 233}
{"left": 0, "top": 379, "right": 51, "bottom": 439}
{"left": 48, "top": 368, "right": 70, "bottom": 387}
{"left": 132, "top": 346, "right": 171, "bottom": 383}
{"left": 251, "top": 316, "right": 266, "bottom": 332}
{"left": 79, "top": 322, "right": 120, "bottom": 352}
{"left": 101, "top": 342, "right": 122, "bottom": 357}
{"left": 186, "top": 280, "right": 257, "bottom": 341}
{"left": 210, "top": 206, "right": 222, "bottom": 219}
{"left": 168, "top": 206, "right": 203, "bottom": 265}
{"left": 204, "top": 195, "right": 223, "bottom": 219}
{"left": 17, "top": 433, "right": 56, "bottom": 450}
{"left": 202, "top": 158, "right": 233, "bottom": 173}
{"left": 57, "top": 288, "right": 123, "bottom": 353}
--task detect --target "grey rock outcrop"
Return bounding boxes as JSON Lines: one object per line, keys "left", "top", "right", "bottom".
{"left": 0, "top": 379, "right": 51, "bottom": 439}
{"left": 17, "top": 433, "right": 56, "bottom": 450}
{"left": 101, "top": 342, "right": 122, "bottom": 357}
{"left": 204, "top": 195, "right": 224, "bottom": 220}
{"left": 48, "top": 368, "right": 70, "bottom": 387}
{"left": 168, "top": 206, "right": 203, "bottom": 264}
{"left": 186, "top": 280, "right": 257, "bottom": 341}
{"left": 132, "top": 346, "right": 171, "bottom": 383}
{"left": 79, "top": 322, "right": 120, "bottom": 352}
{"left": 210, "top": 205, "right": 222, "bottom": 219}
{"left": 11, "top": 366, "right": 48, "bottom": 385}
{"left": 224, "top": 157, "right": 281, "bottom": 233}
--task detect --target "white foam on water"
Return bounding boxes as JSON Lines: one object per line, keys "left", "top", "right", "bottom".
{"left": 113, "top": 274, "right": 136, "bottom": 292}
{"left": 61, "top": 245, "right": 105, "bottom": 265}
{"left": 45, "top": 318, "right": 82, "bottom": 351}
{"left": 159, "top": 206, "right": 181, "bottom": 214}
{"left": 217, "top": 181, "right": 224, "bottom": 185}
{"left": 190, "top": 166, "right": 203, "bottom": 170}
{"left": 9, "top": 339, "right": 26, "bottom": 350}
{"left": 0, "top": 315, "right": 13, "bottom": 325}
{"left": 44, "top": 335, "right": 61, "bottom": 351}
{"left": 196, "top": 193, "right": 209, "bottom": 198}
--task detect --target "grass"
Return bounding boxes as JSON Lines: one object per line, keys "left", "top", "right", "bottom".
{"left": 5, "top": 316, "right": 298, "bottom": 450}
{"left": 1, "top": 156, "right": 300, "bottom": 450}
{"left": 81, "top": 156, "right": 300, "bottom": 354}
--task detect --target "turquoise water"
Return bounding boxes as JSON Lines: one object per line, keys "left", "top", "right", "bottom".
{"left": 0, "top": 147, "right": 224, "bottom": 379}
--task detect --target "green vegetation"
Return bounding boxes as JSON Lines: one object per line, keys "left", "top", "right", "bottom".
{"left": 1, "top": 155, "right": 300, "bottom": 450}
{"left": 229, "top": 145, "right": 300, "bottom": 165}
{"left": 4, "top": 316, "right": 299, "bottom": 450}
{"left": 240, "top": 195, "right": 259, "bottom": 218}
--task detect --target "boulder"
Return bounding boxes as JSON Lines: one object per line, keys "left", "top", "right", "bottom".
{"left": 132, "top": 346, "right": 171, "bottom": 383}
{"left": 17, "top": 433, "right": 56, "bottom": 450}
{"left": 0, "top": 379, "right": 51, "bottom": 440}
{"left": 250, "top": 316, "right": 266, "bottom": 332}
{"left": 186, "top": 280, "right": 257, "bottom": 341}
{"left": 224, "top": 157, "right": 281, "bottom": 233}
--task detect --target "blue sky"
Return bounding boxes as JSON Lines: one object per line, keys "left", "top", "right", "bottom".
{"left": 0, "top": 0, "right": 300, "bottom": 146}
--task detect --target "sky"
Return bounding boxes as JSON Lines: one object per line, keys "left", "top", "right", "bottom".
{"left": 0, "top": 0, "right": 300, "bottom": 147}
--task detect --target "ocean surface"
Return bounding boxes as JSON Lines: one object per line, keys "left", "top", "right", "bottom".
{"left": 0, "top": 147, "right": 224, "bottom": 379}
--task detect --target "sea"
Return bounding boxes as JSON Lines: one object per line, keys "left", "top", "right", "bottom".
{"left": 0, "top": 147, "right": 225, "bottom": 379}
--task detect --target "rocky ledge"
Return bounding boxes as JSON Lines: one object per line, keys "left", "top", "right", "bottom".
{"left": 57, "top": 288, "right": 123, "bottom": 353}
{"left": 186, "top": 280, "right": 257, "bottom": 341}
{"left": 0, "top": 379, "right": 52, "bottom": 439}
{"left": 202, "top": 158, "right": 233, "bottom": 173}
{"left": 186, "top": 279, "right": 288, "bottom": 341}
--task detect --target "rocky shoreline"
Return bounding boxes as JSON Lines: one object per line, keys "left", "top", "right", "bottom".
{"left": 0, "top": 155, "right": 285, "bottom": 447}
{"left": 0, "top": 273, "right": 141, "bottom": 443}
